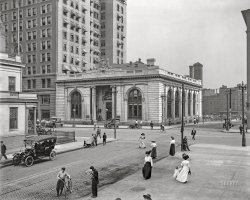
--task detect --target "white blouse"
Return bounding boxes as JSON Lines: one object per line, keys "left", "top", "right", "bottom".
{"left": 144, "top": 156, "right": 153, "bottom": 166}
{"left": 151, "top": 143, "right": 157, "bottom": 148}
{"left": 170, "top": 139, "right": 175, "bottom": 144}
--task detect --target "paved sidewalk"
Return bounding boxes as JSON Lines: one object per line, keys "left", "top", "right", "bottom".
{"left": 81, "top": 144, "right": 250, "bottom": 200}
{"left": 0, "top": 137, "right": 116, "bottom": 168}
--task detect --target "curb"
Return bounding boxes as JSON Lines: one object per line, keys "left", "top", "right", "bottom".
{"left": 0, "top": 139, "right": 117, "bottom": 169}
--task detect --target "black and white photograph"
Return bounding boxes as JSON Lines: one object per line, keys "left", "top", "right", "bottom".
{"left": 0, "top": 0, "right": 249, "bottom": 199}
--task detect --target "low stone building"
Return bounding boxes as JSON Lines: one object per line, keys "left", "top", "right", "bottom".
{"left": 55, "top": 59, "right": 202, "bottom": 124}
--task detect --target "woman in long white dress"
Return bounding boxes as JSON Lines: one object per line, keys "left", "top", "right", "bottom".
{"left": 176, "top": 154, "right": 191, "bottom": 183}
{"left": 139, "top": 133, "right": 146, "bottom": 148}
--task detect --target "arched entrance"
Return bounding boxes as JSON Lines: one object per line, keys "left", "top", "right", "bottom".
{"left": 128, "top": 89, "right": 142, "bottom": 120}
{"left": 71, "top": 91, "right": 82, "bottom": 118}
{"left": 167, "top": 89, "right": 172, "bottom": 118}
{"left": 175, "top": 90, "right": 179, "bottom": 118}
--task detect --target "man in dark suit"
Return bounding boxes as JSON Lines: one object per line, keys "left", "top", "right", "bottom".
{"left": 90, "top": 166, "right": 99, "bottom": 198}
{"left": 191, "top": 128, "right": 196, "bottom": 140}
{"left": 1, "top": 141, "right": 7, "bottom": 160}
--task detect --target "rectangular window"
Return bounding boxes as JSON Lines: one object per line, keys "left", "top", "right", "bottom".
{"left": 42, "top": 65, "right": 46, "bottom": 73}
{"left": 9, "top": 76, "right": 16, "bottom": 91}
{"left": 32, "top": 54, "right": 36, "bottom": 62}
{"left": 28, "top": 9, "right": 32, "bottom": 17}
{"left": 63, "top": 31, "right": 67, "bottom": 39}
{"left": 13, "top": 11, "right": 17, "bottom": 20}
{"left": 32, "top": 79, "right": 36, "bottom": 88}
{"left": 19, "top": 10, "right": 23, "bottom": 18}
{"left": 47, "top": 16, "right": 51, "bottom": 24}
{"left": 27, "top": 66, "right": 31, "bottom": 74}
{"left": 27, "top": 79, "right": 31, "bottom": 89}
{"left": 13, "top": 23, "right": 17, "bottom": 31}
{"left": 33, "top": 7, "right": 36, "bottom": 15}
{"left": 9, "top": 107, "right": 18, "bottom": 129}
{"left": 42, "top": 41, "right": 46, "bottom": 50}
{"left": 42, "top": 79, "right": 46, "bottom": 88}
{"left": 63, "top": 43, "right": 67, "bottom": 51}
{"left": 47, "top": 4, "right": 51, "bottom": 12}
{"left": 63, "top": 55, "right": 67, "bottom": 62}
{"left": 41, "top": 17, "right": 46, "bottom": 26}
{"left": 33, "top": 31, "right": 36, "bottom": 39}
{"left": 28, "top": 55, "right": 32, "bottom": 63}
{"left": 47, "top": 41, "right": 51, "bottom": 49}
{"left": 41, "top": 95, "right": 50, "bottom": 104}
{"left": 19, "top": 21, "right": 23, "bottom": 31}
{"left": 42, "top": 29, "right": 46, "bottom": 37}
{"left": 41, "top": 53, "right": 46, "bottom": 62}
{"left": 47, "top": 65, "right": 51, "bottom": 73}
{"left": 32, "top": 43, "right": 36, "bottom": 51}
{"left": 32, "top": 66, "right": 36, "bottom": 74}
{"left": 32, "top": 19, "right": 37, "bottom": 27}
{"left": 47, "top": 78, "right": 51, "bottom": 88}
{"left": 41, "top": 5, "right": 46, "bottom": 14}
{"left": 47, "top": 53, "right": 51, "bottom": 61}
{"left": 47, "top": 28, "right": 51, "bottom": 37}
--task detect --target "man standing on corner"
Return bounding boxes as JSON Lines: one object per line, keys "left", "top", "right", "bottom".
{"left": 90, "top": 166, "right": 99, "bottom": 198}
{"left": 1, "top": 141, "right": 7, "bottom": 160}
{"left": 102, "top": 133, "right": 107, "bottom": 145}
{"left": 191, "top": 128, "right": 196, "bottom": 140}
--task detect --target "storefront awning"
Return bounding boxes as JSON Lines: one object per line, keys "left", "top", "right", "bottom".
{"left": 62, "top": 65, "right": 70, "bottom": 71}
{"left": 70, "top": 66, "right": 78, "bottom": 72}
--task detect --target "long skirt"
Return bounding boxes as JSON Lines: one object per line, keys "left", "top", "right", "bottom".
{"left": 56, "top": 179, "right": 64, "bottom": 192}
{"left": 176, "top": 166, "right": 189, "bottom": 183}
{"left": 142, "top": 162, "right": 152, "bottom": 179}
{"left": 139, "top": 141, "right": 146, "bottom": 148}
{"left": 169, "top": 144, "right": 175, "bottom": 156}
{"left": 151, "top": 147, "right": 157, "bottom": 159}
{"left": 92, "top": 180, "right": 98, "bottom": 197}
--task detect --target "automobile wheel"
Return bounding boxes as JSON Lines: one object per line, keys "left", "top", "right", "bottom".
{"left": 12, "top": 155, "right": 21, "bottom": 166}
{"left": 25, "top": 156, "right": 34, "bottom": 167}
{"left": 49, "top": 150, "right": 56, "bottom": 160}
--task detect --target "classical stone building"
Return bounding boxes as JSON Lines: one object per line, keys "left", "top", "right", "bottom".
{"left": 55, "top": 59, "right": 202, "bottom": 124}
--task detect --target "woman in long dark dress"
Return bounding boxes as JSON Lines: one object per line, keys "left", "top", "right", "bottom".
{"left": 169, "top": 136, "right": 175, "bottom": 156}
{"left": 142, "top": 151, "right": 153, "bottom": 179}
{"left": 150, "top": 141, "right": 157, "bottom": 159}
{"left": 89, "top": 166, "right": 99, "bottom": 198}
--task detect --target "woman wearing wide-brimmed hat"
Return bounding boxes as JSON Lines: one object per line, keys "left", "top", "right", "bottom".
{"left": 138, "top": 133, "right": 146, "bottom": 148}
{"left": 169, "top": 136, "right": 175, "bottom": 156}
{"left": 176, "top": 153, "right": 191, "bottom": 183}
{"left": 150, "top": 140, "right": 157, "bottom": 159}
{"left": 142, "top": 151, "right": 153, "bottom": 179}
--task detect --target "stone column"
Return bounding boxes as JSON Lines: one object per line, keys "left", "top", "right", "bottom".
{"left": 179, "top": 88, "right": 182, "bottom": 119}
{"left": 190, "top": 90, "right": 194, "bottom": 118}
{"left": 92, "top": 87, "right": 96, "bottom": 121}
{"left": 185, "top": 90, "right": 188, "bottom": 118}
{"left": 171, "top": 87, "right": 176, "bottom": 121}
{"left": 242, "top": 9, "right": 250, "bottom": 128}
{"left": 165, "top": 86, "right": 169, "bottom": 123}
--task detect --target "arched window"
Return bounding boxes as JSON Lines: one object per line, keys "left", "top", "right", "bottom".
{"left": 175, "top": 90, "right": 179, "bottom": 118}
{"left": 188, "top": 92, "right": 191, "bottom": 116}
{"left": 128, "top": 89, "right": 142, "bottom": 119}
{"left": 193, "top": 93, "right": 196, "bottom": 115}
{"left": 167, "top": 90, "right": 172, "bottom": 118}
{"left": 71, "top": 91, "right": 81, "bottom": 118}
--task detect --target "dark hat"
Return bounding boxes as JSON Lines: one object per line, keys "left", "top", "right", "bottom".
{"left": 90, "top": 166, "right": 94, "bottom": 170}
{"left": 0, "top": 141, "right": 3, "bottom": 143}
{"left": 141, "top": 133, "right": 145, "bottom": 135}
{"left": 143, "top": 194, "right": 152, "bottom": 200}
{"left": 183, "top": 154, "right": 189, "bottom": 160}
{"left": 62, "top": 167, "right": 66, "bottom": 170}
{"left": 151, "top": 140, "right": 156, "bottom": 142}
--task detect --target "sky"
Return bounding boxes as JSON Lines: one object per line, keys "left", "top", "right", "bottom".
{"left": 126, "top": 0, "right": 249, "bottom": 89}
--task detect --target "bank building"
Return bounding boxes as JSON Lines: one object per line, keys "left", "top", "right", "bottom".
{"left": 56, "top": 59, "right": 203, "bottom": 125}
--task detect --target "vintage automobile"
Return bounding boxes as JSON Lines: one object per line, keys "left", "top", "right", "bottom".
{"left": 12, "top": 135, "right": 57, "bottom": 167}
{"left": 104, "top": 118, "right": 120, "bottom": 129}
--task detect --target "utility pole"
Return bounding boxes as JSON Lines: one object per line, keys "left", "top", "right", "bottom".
{"left": 181, "top": 83, "right": 185, "bottom": 151}
{"left": 113, "top": 86, "right": 117, "bottom": 139}
{"left": 229, "top": 89, "right": 232, "bottom": 126}
{"left": 239, "top": 82, "right": 247, "bottom": 147}
{"left": 226, "top": 92, "right": 229, "bottom": 131}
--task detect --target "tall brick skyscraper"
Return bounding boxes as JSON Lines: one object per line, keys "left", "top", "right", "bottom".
{"left": 0, "top": 0, "right": 127, "bottom": 119}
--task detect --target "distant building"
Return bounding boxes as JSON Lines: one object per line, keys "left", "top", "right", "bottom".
{"left": 189, "top": 62, "right": 203, "bottom": 84}
{"left": 202, "top": 85, "right": 247, "bottom": 117}
{"left": 0, "top": 0, "right": 127, "bottom": 119}
{"left": 56, "top": 58, "right": 203, "bottom": 124}
{"left": 0, "top": 22, "right": 38, "bottom": 137}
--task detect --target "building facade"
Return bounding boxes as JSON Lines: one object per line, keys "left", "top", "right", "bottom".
{"left": 55, "top": 59, "right": 203, "bottom": 124}
{"left": 189, "top": 62, "right": 203, "bottom": 84}
{"left": 0, "top": 22, "right": 38, "bottom": 137}
{"left": 0, "top": 0, "right": 127, "bottom": 119}
{"left": 242, "top": 9, "right": 250, "bottom": 127}
{"left": 202, "top": 85, "right": 247, "bottom": 117}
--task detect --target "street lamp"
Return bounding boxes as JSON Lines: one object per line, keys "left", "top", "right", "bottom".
{"left": 73, "top": 108, "right": 76, "bottom": 128}
{"left": 181, "top": 83, "right": 185, "bottom": 151}
{"left": 239, "top": 82, "right": 247, "bottom": 147}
